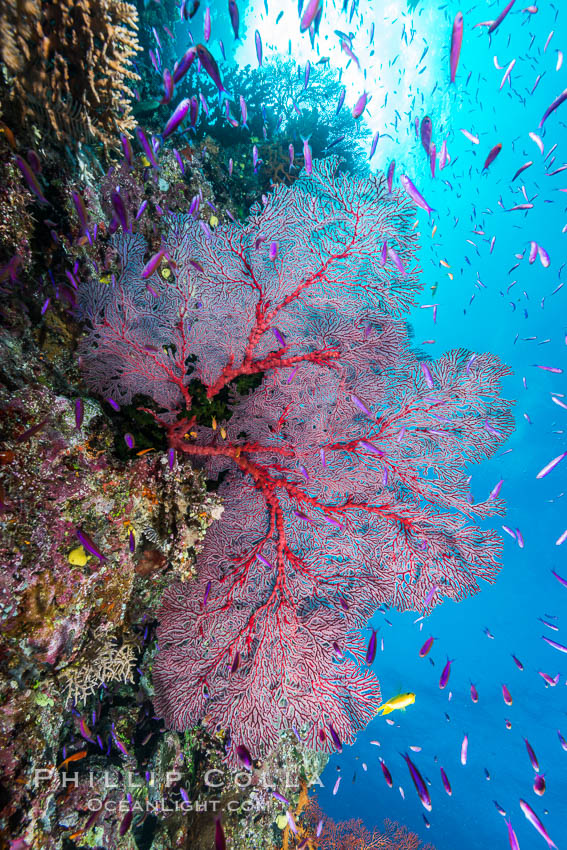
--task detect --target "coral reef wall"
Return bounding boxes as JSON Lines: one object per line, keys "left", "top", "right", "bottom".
{"left": 0, "top": 0, "right": 141, "bottom": 154}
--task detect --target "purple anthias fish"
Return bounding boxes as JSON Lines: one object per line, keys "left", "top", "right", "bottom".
{"left": 379, "top": 757, "right": 393, "bottom": 787}
{"left": 195, "top": 43, "right": 226, "bottom": 92}
{"left": 15, "top": 155, "right": 48, "bottom": 204}
{"left": 160, "top": 68, "right": 174, "bottom": 104}
{"left": 162, "top": 98, "right": 190, "bottom": 138}
{"left": 173, "top": 46, "right": 196, "bottom": 84}
{"left": 366, "top": 629, "right": 377, "bottom": 664}
{"left": 111, "top": 190, "right": 129, "bottom": 232}
{"left": 236, "top": 744, "right": 253, "bottom": 769}
{"left": 215, "top": 818, "right": 226, "bottom": 850}
{"left": 142, "top": 249, "right": 168, "bottom": 279}
{"left": 302, "top": 136, "right": 312, "bottom": 174}
{"left": 439, "top": 657, "right": 454, "bottom": 688}
{"left": 387, "top": 160, "right": 395, "bottom": 193}
{"left": 300, "top": 0, "right": 321, "bottom": 32}
{"left": 401, "top": 174, "right": 434, "bottom": 215}
{"left": 75, "top": 399, "right": 84, "bottom": 429}
{"left": 488, "top": 0, "right": 516, "bottom": 34}
{"left": 440, "top": 767, "right": 452, "bottom": 795}
{"left": 352, "top": 91, "right": 368, "bottom": 119}
{"left": 519, "top": 799, "right": 558, "bottom": 848}
{"left": 255, "top": 29, "right": 262, "bottom": 66}
{"left": 419, "top": 636, "right": 434, "bottom": 657}
{"left": 229, "top": 0, "right": 239, "bottom": 38}
{"left": 76, "top": 528, "right": 107, "bottom": 562}
{"left": 450, "top": 12, "right": 464, "bottom": 82}
{"left": 420, "top": 116, "right": 432, "bottom": 154}
{"left": 328, "top": 723, "right": 342, "bottom": 751}
{"left": 401, "top": 752, "right": 431, "bottom": 811}
{"left": 539, "top": 88, "right": 567, "bottom": 128}
{"left": 135, "top": 127, "right": 158, "bottom": 168}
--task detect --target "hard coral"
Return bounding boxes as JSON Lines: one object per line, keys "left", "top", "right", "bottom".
{"left": 0, "top": 0, "right": 141, "bottom": 155}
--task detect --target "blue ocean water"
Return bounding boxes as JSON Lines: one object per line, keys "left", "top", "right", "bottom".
{"left": 161, "top": 0, "right": 566, "bottom": 844}
{"left": 284, "top": 2, "right": 567, "bottom": 848}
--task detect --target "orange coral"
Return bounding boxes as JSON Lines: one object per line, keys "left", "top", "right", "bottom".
{"left": 301, "top": 798, "right": 436, "bottom": 850}
{"left": 0, "top": 0, "right": 141, "bottom": 154}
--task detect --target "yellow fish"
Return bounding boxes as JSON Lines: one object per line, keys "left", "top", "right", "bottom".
{"left": 376, "top": 692, "right": 415, "bottom": 715}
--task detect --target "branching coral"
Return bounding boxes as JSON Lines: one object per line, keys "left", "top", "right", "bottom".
{"left": 0, "top": 0, "right": 141, "bottom": 154}
{"left": 303, "top": 799, "right": 436, "bottom": 850}
{"left": 59, "top": 630, "right": 136, "bottom": 705}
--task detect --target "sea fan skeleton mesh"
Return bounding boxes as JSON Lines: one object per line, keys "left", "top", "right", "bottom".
{"left": 77, "top": 158, "right": 514, "bottom": 761}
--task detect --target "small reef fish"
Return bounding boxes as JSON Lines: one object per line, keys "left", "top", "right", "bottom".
{"left": 450, "top": 12, "right": 464, "bottom": 82}
{"left": 401, "top": 752, "right": 431, "bottom": 811}
{"left": 376, "top": 693, "right": 415, "bottom": 715}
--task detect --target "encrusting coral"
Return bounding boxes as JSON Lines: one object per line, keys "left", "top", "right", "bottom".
{"left": 0, "top": 0, "right": 141, "bottom": 154}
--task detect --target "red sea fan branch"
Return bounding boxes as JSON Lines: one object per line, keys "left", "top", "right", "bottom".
{"left": 77, "top": 157, "right": 514, "bottom": 762}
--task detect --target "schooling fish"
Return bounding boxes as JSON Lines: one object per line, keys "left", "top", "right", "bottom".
{"left": 366, "top": 629, "right": 377, "bottom": 664}
{"left": 380, "top": 757, "right": 393, "bottom": 787}
{"left": 539, "top": 88, "right": 567, "bottom": 128}
{"left": 519, "top": 799, "right": 557, "bottom": 848}
{"left": 483, "top": 143, "right": 503, "bottom": 170}
{"left": 401, "top": 753, "right": 431, "bottom": 811}
{"left": 488, "top": 0, "right": 517, "bottom": 35}
{"left": 229, "top": 0, "right": 239, "bottom": 38}
{"left": 401, "top": 174, "right": 433, "bottom": 215}
{"left": 439, "top": 657, "right": 454, "bottom": 689}
{"left": 352, "top": 91, "right": 368, "bottom": 119}
{"left": 255, "top": 29, "right": 262, "bottom": 65}
{"left": 195, "top": 44, "right": 226, "bottom": 93}
{"left": 419, "top": 636, "right": 434, "bottom": 657}
{"left": 163, "top": 99, "right": 190, "bottom": 138}
{"left": 450, "top": 12, "right": 464, "bottom": 82}
{"left": 300, "top": 0, "right": 322, "bottom": 32}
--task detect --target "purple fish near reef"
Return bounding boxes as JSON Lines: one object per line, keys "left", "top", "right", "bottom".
{"left": 111, "top": 190, "right": 129, "bottom": 232}
{"left": 488, "top": 0, "right": 516, "bottom": 34}
{"left": 387, "top": 160, "right": 395, "bottom": 193}
{"left": 215, "top": 818, "right": 226, "bottom": 850}
{"left": 450, "top": 12, "right": 464, "bottom": 82}
{"left": 75, "top": 399, "right": 84, "bottom": 429}
{"left": 160, "top": 68, "right": 174, "bottom": 104}
{"left": 229, "top": 0, "right": 239, "bottom": 38}
{"left": 14, "top": 155, "right": 48, "bottom": 204}
{"left": 163, "top": 98, "right": 191, "bottom": 138}
{"left": 142, "top": 249, "right": 168, "bottom": 279}
{"left": 76, "top": 528, "right": 107, "bottom": 563}
{"left": 439, "top": 657, "right": 454, "bottom": 688}
{"left": 401, "top": 174, "right": 434, "bottom": 215}
{"left": 195, "top": 43, "right": 226, "bottom": 92}
{"left": 236, "top": 743, "right": 253, "bottom": 769}
{"left": 519, "top": 799, "right": 557, "bottom": 848}
{"left": 302, "top": 136, "right": 312, "bottom": 174}
{"left": 173, "top": 46, "right": 196, "bottom": 84}
{"left": 255, "top": 29, "right": 262, "bottom": 65}
{"left": 483, "top": 143, "right": 503, "bottom": 170}
{"left": 539, "top": 88, "right": 567, "bottom": 128}
{"left": 352, "top": 91, "right": 368, "bottom": 119}
{"left": 328, "top": 723, "right": 342, "bottom": 751}
{"left": 401, "top": 752, "right": 432, "bottom": 811}
{"left": 440, "top": 767, "right": 452, "bottom": 795}
{"left": 420, "top": 116, "right": 433, "bottom": 154}
{"left": 366, "top": 629, "right": 377, "bottom": 664}
{"left": 300, "top": 0, "right": 321, "bottom": 32}
{"left": 135, "top": 127, "right": 158, "bottom": 167}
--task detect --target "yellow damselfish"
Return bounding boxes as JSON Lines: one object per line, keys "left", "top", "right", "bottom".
{"left": 376, "top": 692, "right": 415, "bottom": 715}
